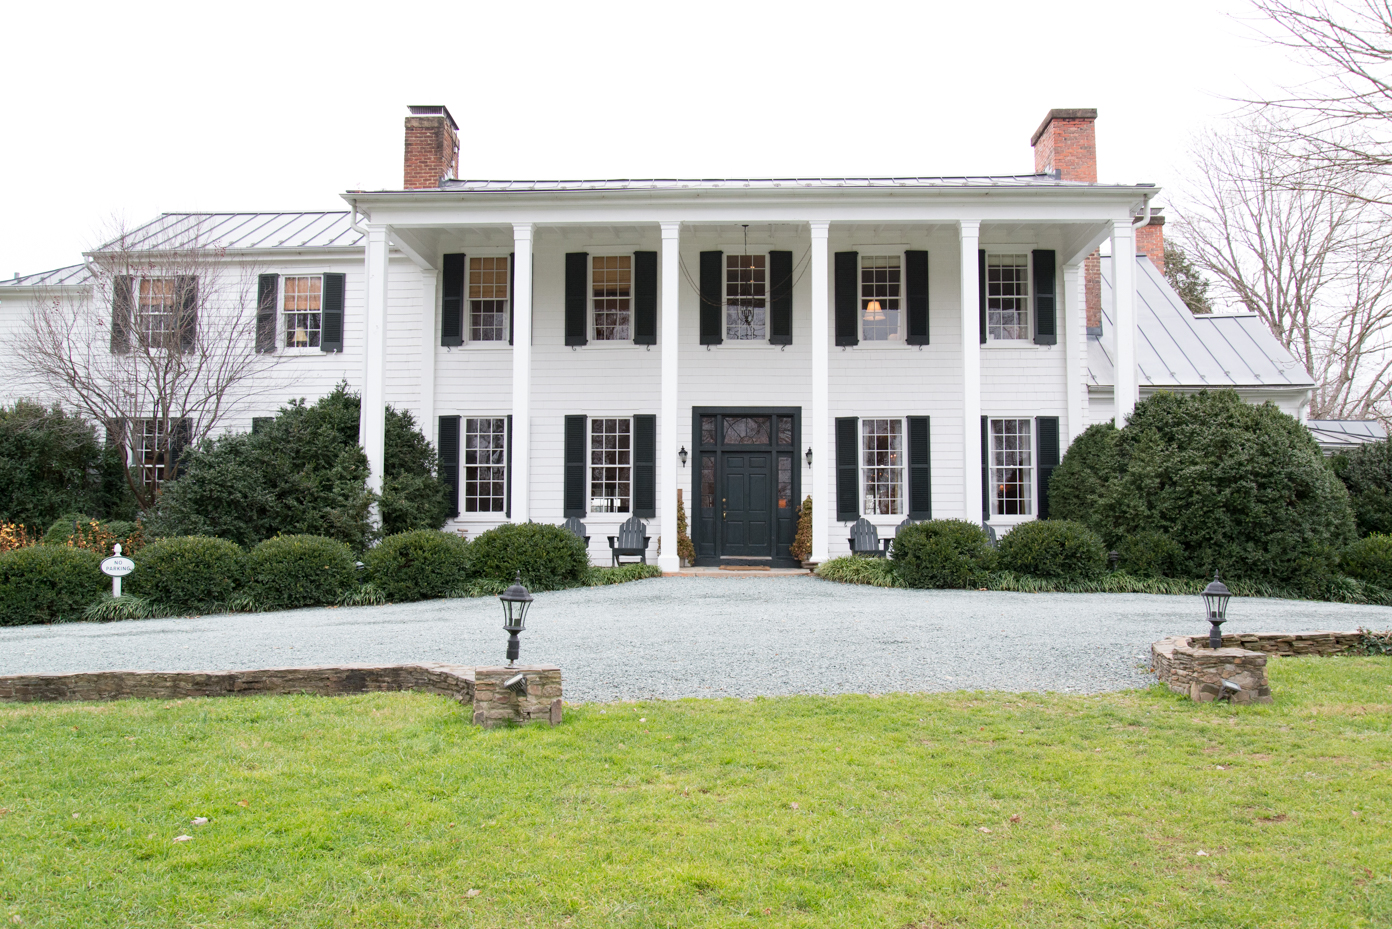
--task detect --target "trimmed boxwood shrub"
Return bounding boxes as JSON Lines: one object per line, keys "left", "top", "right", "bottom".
{"left": 1331, "top": 440, "right": 1392, "bottom": 537}
{"left": 364, "top": 530, "right": 471, "bottom": 603}
{"left": 468, "top": 522, "right": 590, "bottom": 591}
{"left": 1046, "top": 422, "right": 1119, "bottom": 539}
{"left": 129, "top": 536, "right": 245, "bottom": 614}
{"left": 997, "top": 519, "right": 1107, "bottom": 582}
{"left": 1342, "top": 534, "right": 1392, "bottom": 589}
{"left": 1115, "top": 530, "right": 1186, "bottom": 579}
{"left": 0, "top": 545, "right": 103, "bottom": 625}
{"left": 246, "top": 535, "right": 357, "bottom": 611}
{"left": 890, "top": 519, "right": 996, "bottom": 589}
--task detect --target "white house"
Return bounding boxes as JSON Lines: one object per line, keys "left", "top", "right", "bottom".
{"left": 0, "top": 106, "right": 1313, "bottom": 570}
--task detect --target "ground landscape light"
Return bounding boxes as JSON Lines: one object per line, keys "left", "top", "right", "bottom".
{"left": 499, "top": 571, "right": 533, "bottom": 668}
{"left": 1202, "top": 572, "right": 1232, "bottom": 649}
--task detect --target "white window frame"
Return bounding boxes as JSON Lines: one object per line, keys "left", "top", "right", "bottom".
{"left": 589, "top": 416, "right": 633, "bottom": 514}
{"left": 462, "top": 416, "right": 508, "bottom": 515}
{"left": 281, "top": 273, "right": 324, "bottom": 351}
{"left": 129, "top": 416, "right": 189, "bottom": 489}
{"left": 129, "top": 275, "right": 183, "bottom": 346}
{"left": 724, "top": 252, "right": 770, "bottom": 343}
{"left": 860, "top": 417, "right": 905, "bottom": 517}
{"left": 988, "top": 416, "right": 1034, "bottom": 520}
{"left": 983, "top": 249, "right": 1033, "bottom": 346}
{"left": 590, "top": 253, "right": 636, "bottom": 345}
{"left": 858, "top": 252, "right": 907, "bottom": 344}
{"left": 466, "top": 253, "right": 511, "bottom": 345}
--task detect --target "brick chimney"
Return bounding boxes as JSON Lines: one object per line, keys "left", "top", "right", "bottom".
{"left": 1031, "top": 108, "right": 1103, "bottom": 328}
{"left": 403, "top": 105, "right": 460, "bottom": 190}
{"left": 1135, "top": 210, "right": 1166, "bottom": 276}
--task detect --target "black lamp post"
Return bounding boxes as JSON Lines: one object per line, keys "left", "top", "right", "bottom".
{"left": 1202, "top": 572, "right": 1232, "bottom": 649}
{"left": 499, "top": 571, "right": 533, "bottom": 668}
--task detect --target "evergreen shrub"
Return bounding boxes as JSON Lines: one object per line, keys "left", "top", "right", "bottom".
{"left": 1342, "top": 534, "right": 1392, "bottom": 589}
{"left": 1115, "top": 530, "right": 1186, "bottom": 579}
{"left": 996, "top": 519, "right": 1107, "bottom": 582}
{"left": 129, "top": 536, "right": 246, "bottom": 614}
{"left": 890, "top": 519, "right": 996, "bottom": 589}
{"left": 468, "top": 522, "right": 590, "bottom": 591}
{"left": 364, "top": 530, "right": 471, "bottom": 603}
{"left": 0, "top": 545, "right": 103, "bottom": 625}
{"left": 246, "top": 535, "right": 358, "bottom": 611}
{"left": 1330, "top": 440, "right": 1392, "bottom": 537}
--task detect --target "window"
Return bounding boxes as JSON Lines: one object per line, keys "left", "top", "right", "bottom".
{"left": 469, "top": 256, "right": 509, "bottom": 342}
{"left": 592, "top": 256, "right": 631, "bottom": 340}
{"left": 862, "top": 419, "right": 903, "bottom": 515}
{"left": 464, "top": 418, "right": 507, "bottom": 513}
{"left": 282, "top": 275, "right": 322, "bottom": 348}
{"left": 990, "top": 418, "right": 1033, "bottom": 516}
{"left": 590, "top": 417, "right": 631, "bottom": 513}
{"left": 132, "top": 418, "right": 188, "bottom": 488}
{"left": 986, "top": 253, "right": 1030, "bottom": 340}
{"left": 861, "top": 256, "right": 902, "bottom": 341}
{"left": 725, "top": 254, "right": 766, "bottom": 340}
{"left": 137, "top": 278, "right": 179, "bottom": 342}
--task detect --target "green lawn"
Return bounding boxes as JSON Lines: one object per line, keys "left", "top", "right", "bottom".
{"left": 1, "top": 660, "right": 1389, "bottom": 928}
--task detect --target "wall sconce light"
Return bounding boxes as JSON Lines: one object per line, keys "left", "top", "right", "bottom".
{"left": 679, "top": 446, "right": 688, "bottom": 467}
{"left": 805, "top": 447, "right": 813, "bottom": 468}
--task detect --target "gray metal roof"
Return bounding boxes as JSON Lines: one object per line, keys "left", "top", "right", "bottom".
{"left": 92, "top": 212, "right": 363, "bottom": 253}
{"left": 1306, "top": 419, "right": 1387, "bottom": 451}
{"left": 435, "top": 174, "right": 1150, "bottom": 193}
{"left": 1089, "top": 256, "right": 1314, "bottom": 390}
{"left": 0, "top": 264, "right": 90, "bottom": 288}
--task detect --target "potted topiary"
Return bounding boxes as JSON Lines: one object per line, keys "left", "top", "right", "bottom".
{"left": 676, "top": 489, "right": 696, "bottom": 568}
{"left": 791, "top": 496, "right": 813, "bottom": 567}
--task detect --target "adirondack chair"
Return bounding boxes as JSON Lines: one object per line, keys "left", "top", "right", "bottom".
{"left": 982, "top": 521, "right": 998, "bottom": 547}
{"left": 607, "top": 516, "right": 651, "bottom": 566}
{"left": 847, "top": 517, "right": 892, "bottom": 558}
{"left": 563, "top": 516, "right": 590, "bottom": 545}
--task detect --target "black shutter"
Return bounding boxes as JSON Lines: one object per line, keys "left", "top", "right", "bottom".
{"left": 104, "top": 417, "right": 126, "bottom": 454}
{"left": 1033, "top": 250, "right": 1057, "bottom": 345}
{"left": 1036, "top": 416, "right": 1060, "bottom": 519}
{"left": 978, "top": 250, "right": 987, "bottom": 345}
{"left": 438, "top": 415, "right": 460, "bottom": 518}
{"left": 111, "top": 276, "right": 132, "bottom": 353}
{"left": 320, "top": 273, "right": 345, "bottom": 352}
{"left": 256, "top": 274, "right": 278, "bottom": 353}
{"left": 506, "top": 414, "right": 513, "bottom": 519}
{"left": 907, "top": 416, "right": 931, "bottom": 520}
{"left": 176, "top": 275, "right": 198, "bottom": 353}
{"left": 634, "top": 251, "right": 658, "bottom": 345}
{"left": 834, "top": 251, "right": 859, "bottom": 346}
{"left": 769, "top": 250, "right": 793, "bottom": 345}
{"left": 564, "top": 252, "right": 588, "bottom": 346}
{"left": 905, "top": 250, "right": 929, "bottom": 345}
{"left": 634, "top": 414, "right": 656, "bottom": 518}
{"left": 168, "top": 418, "right": 192, "bottom": 481}
{"left": 564, "top": 415, "right": 587, "bottom": 517}
{"left": 836, "top": 416, "right": 859, "bottom": 522}
{"left": 981, "top": 415, "right": 990, "bottom": 521}
{"left": 508, "top": 252, "right": 516, "bottom": 346}
{"left": 441, "top": 253, "right": 465, "bottom": 347}
{"left": 699, "top": 251, "right": 723, "bottom": 345}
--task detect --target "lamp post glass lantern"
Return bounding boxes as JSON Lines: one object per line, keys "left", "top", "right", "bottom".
{"left": 805, "top": 447, "right": 813, "bottom": 468}
{"left": 679, "top": 446, "right": 688, "bottom": 467}
{"left": 499, "top": 571, "right": 533, "bottom": 667}
{"left": 1202, "top": 572, "right": 1232, "bottom": 649}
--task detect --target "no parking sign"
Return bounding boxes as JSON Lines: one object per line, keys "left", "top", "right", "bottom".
{"left": 100, "top": 544, "right": 134, "bottom": 597}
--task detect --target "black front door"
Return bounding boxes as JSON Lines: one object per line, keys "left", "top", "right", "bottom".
{"left": 721, "top": 453, "right": 771, "bottom": 556}
{"left": 692, "top": 408, "right": 801, "bottom": 567}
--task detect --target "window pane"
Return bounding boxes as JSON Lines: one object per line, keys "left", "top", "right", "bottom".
{"left": 861, "top": 419, "right": 903, "bottom": 515}
{"left": 987, "top": 254, "right": 1029, "bottom": 341}
{"left": 860, "top": 256, "right": 902, "bottom": 342}
{"left": 593, "top": 255, "right": 632, "bottom": 340}
{"left": 778, "top": 455, "right": 792, "bottom": 510}
{"left": 464, "top": 418, "right": 507, "bottom": 512}
{"left": 469, "top": 256, "right": 509, "bottom": 341}
{"left": 700, "top": 454, "right": 716, "bottom": 510}
{"left": 136, "top": 277, "right": 179, "bottom": 344}
{"left": 701, "top": 416, "right": 716, "bottom": 447}
{"left": 282, "top": 275, "right": 322, "bottom": 348}
{"left": 722, "top": 416, "right": 770, "bottom": 445}
{"left": 590, "top": 417, "right": 632, "bottom": 513}
{"left": 725, "top": 254, "right": 766, "bottom": 340}
{"left": 991, "top": 418, "right": 1033, "bottom": 516}
{"left": 777, "top": 416, "right": 793, "bottom": 448}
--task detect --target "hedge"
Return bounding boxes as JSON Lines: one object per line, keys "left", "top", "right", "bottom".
{"left": 129, "top": 536, "right": 246, "bottom": 613}
{"left": 0, "top": 545, "right": 104, "bottom": 625}
{"left": 246, "top": 535, "right": 358, "bottom": 611}
{"left": 890, "top": 520, "right": 996, "bottom": 589}
{"left": 468, "top": 523, "right": 590, "bottom": 591}
{"left": 1342, "top": 534, "right": 1392, "bottom": 589}
{"left": 365, "top": 530, "right": 471, "bottom": 603}
{"left": 996, "top": 519, "right": 1106, "bottom": 582}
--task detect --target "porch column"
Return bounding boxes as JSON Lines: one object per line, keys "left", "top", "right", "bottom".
{"left": 659, "top": 222, "right": 681, "bottom": 572}
{"left": 959, "top": 221, "right": 982, "bottom": 522}
{"left": 1062, "top": 262, "right": 1084, "bottom": 443}
{"left": 361, "top": 223, "right": 390, "bottom": 504}
{"left": 810, "top": 220, "right": 831, "bottom": 563}
{"left": 511, "top": 222, "right": 534, "bottom": 522}
{"left": 419, "top": 267, "right": 438, "bottom": 444}
{"left": 1111, "top": 220, "right": 1138, "bottom": 423}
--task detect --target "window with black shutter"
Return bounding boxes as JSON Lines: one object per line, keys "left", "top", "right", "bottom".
{"left": 175, "top": 276, "right": 198, "bottom": 353}
{"left": 1033, "top": 250, "right": 1057, "bottom": 345}
{"left": 111, "top": 276, "right": 133, "bottom": 353}
{"left": 320, "top": 273, "right": 345, "bottom": 352}
{"left": 564, "top": 415, "right": 587, "bottom": 517}
{"left": 977, "top": 250, "right": 987, "bottom": 345}
{"left": 634, "top": 414, "right": 656, "bottom": 518}
{"left": 506, "top": 414, "right": 513, "bottom": 519}
{"left": 633, "top": 251, "right": 657, "bottom": 345}
{"left": 699, "top": 251, "right": 723, "bottom": 345}
{"left": 907, "top": 416, "right": 931, "bottom": 519}
{"left": 980, "top": 415, "right": 989, "bottom": 521}
{"left": 1036, "top": 416, "right": 1060, "bottom": 518}
{"left": 769, "top": 250, "right": 793, "bottom": 345}
{"left": 441, "top": 253, "right": 465, "bottom": 346}
{"left": 835, "top": 416, "right": 859, "bottom": 521}
{"left": 834, "top": 252, "right": 858, "bottom": 346}
{"left": 905, "top": 251, "right": 929, "bottom": 345}
{"left": 565, "top": 252, "right": 588, "bottom": 346}
{"left": 256, "top": 274, "right": 278, "bottom": 353}
{"left": 438, "top": 415, "right": 460, "bottom": 518}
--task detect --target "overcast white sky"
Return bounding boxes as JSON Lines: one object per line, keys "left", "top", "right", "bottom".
{"left": 1, "top": 0, "right": 1300, "bottom": 277}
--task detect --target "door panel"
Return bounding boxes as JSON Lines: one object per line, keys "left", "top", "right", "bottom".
{"left": 722, "top": 453, "right": 771, "bottom": 556}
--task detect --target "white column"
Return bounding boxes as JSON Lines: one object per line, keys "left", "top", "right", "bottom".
{"left": 419, "top": 267, "right": 438, "bottom": 445}
{"left": 361, "top": 223, "right": 390, "bottom": 504}
{"left": 1062, "top": 262, "right": 1085, "bottom": 443}
{"left": 810, "top": 221, "right": 831, "bottom": 563}
{"left": 658, "top": 222, "right": 682, "bottom": 572}
{"left": 1111, "top": 220, "right": 1138, "bottom": 424}
{"left": 510, "top": 223, "right": 534, "bottom": 522}
{"left": 959, "top": 221, "right": 982, "bottom": 523}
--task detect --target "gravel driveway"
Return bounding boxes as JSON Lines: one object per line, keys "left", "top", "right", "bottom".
{"left": 2, "top": 576, "right": 1387, "bottom": 702}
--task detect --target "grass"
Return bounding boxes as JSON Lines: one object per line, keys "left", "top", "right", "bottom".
{"left": 1, "top": 659, "right": 1389, "bottom": 927}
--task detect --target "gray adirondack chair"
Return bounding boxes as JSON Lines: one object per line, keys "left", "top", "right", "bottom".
{"left": 607, "top": 516, "right": 650, "bottom": 566}
{"left": 847, "top": 517, "right": 891, "bottom": 558}
{"left": 982, "top": 521, "right": 998, "bottom": 547}
{"left": 563, "top": 516, "right": 590, "bottom": 545}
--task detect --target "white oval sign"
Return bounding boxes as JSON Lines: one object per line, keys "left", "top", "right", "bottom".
{"left": 101, "top": 557, "right": 135, "bottom": 577}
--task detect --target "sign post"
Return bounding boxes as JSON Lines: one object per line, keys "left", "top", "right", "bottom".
{"left": 100, "top": 543, "right": 135, "bottom": 598}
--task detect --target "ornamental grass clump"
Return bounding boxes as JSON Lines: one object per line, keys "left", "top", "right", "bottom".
{"left": 0, "top": 544, "right": 104, "bottom": 625}
{"left": 890, "top": 519, "right": 996, "bottom": 589}
{"left": 467, "top": 522, "right": 590, "bottom": 591}
{"left": 128, "top": 536, "right": 246, "bottom": 614}
{"left": 996, "top": 519, "right": 1107, "bottom": 582}
{"left": 245, "top": 535, "right": 358, "bottom": 611}
{"left": 364, "top": 530, "right": 471, "bottom": 603}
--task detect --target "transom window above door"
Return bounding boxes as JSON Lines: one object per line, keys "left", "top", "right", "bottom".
{"left": 986, "top": 253, "right": 1030, "bottom": 341}
{"left": 469, "top": 256, "right": 509, "bottom": 342}
{"left": 592, "top": 256, "right": 631, "bottom": 341}
{"left": 725, "top": 254, "right": 766, "bottom": 340}
{"left": 861, "top": 256, "right": 902, "bottom": 341}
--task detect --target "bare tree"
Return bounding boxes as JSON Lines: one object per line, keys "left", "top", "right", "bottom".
{"left": 8, "top": 219, "right": 282, "bottom": 509}
{"left": 1172, "top": 115, "right": 1392, "bottom": 420}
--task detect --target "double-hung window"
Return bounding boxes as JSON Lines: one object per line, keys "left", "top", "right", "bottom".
{"left": 860, "top": 255, "right": 902, "bottom": 342}
{"left": 985, "top": 253, "right": 1030, "bottom": 341}
{"left": 990, "top": 418, "right": 1033, "bottom": 516}
{"left": 725, "top": 254, "right": 766, "bottom": 340}
{"left": 592, "top": 255, "right": 632, "bottom": 341}
{"left": 590, "top": 417, "right": 631, "bottom": 513}
{"left": 131, "top": 417, "right": 189, "bottom": 488}
{"left": 463, "top": 418, "right": 507, "bottom": 512}
{"left": 136, "top": 278, "right": 179, "bottom": 343}
{"left": 469, "top": 256, "right": 509, "bottom": 342}
{"left": 283, "top": 275, "right": 322, "bottom": 348}
{"left": 862, "top": 418, "right": 904, "bottom": 515}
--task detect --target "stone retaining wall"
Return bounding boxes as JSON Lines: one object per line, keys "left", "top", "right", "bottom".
{"left": 473, "top": 666, "right": 563, "bottom": 728}
{"left": 1151, "top": 637, "right": 1272, "bottom": 704}
{"left": 1211, "top": 631, "right": 1362, "bottom": 656}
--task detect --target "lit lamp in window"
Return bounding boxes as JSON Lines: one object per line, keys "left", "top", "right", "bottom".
{"left": 1202, "top": 573, "right": 1232, "bottom": 649}
{"left": 499, "top": 571, "right": 533, "bottom": 668}
{"left": 293, "top": 327, "right": 309, "bottom": 347}
{"left": 864, "top": 299, "right": 884, "bottom": 321}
